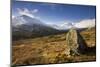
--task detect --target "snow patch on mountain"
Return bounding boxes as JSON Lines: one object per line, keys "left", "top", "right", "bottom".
{"left": 12, "top": 15, "right": 44, "bottom": 27}
{"left": 47, "top": 19, "right": 95, "bottom": 30}
{"left": 48, "top": 22, "right": 74, "bottom": 30}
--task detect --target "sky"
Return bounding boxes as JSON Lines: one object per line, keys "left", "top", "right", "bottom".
{"left": 12, "top": 0, "right": 96, "bottom": 24}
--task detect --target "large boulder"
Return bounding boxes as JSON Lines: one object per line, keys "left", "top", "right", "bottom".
{"left": 66, "top": 28, "right": 87, "bottom": 55}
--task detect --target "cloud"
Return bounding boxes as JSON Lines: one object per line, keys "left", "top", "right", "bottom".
{"left": 32, "top": 9, "right": 38, "bottom": 13}
{"left": 56, "top": 19, "right": 96, "bottom": 29}
{"left": 75, "top": 19, "right": 95, "bottom": 28}
{"left": 17, "top": 8, "right": 38, "bottom": 18}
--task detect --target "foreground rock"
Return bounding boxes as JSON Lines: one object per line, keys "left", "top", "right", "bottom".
{"left": 66, "top": 28, "right": 88, "bottom": 56}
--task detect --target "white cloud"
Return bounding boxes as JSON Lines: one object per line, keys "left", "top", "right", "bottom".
{"left": 17, "top": 8, "right": 34, "bottom": 18}
{"left": 17, "top": 8, "right": 38, "bottom": 18}
{"left": 75, "top": 19, "right": 95, "bottom": 28}
{"left": 32, "top": 9, "right": 38, "bottom": 13}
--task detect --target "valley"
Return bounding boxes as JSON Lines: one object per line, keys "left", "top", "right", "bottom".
{"left": 12, "top": 27, "right": 96, "bottom": 65}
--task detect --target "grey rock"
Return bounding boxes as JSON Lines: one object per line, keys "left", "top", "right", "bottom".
{"left": 66, "top": 28, "right": 87, "bottom": 56}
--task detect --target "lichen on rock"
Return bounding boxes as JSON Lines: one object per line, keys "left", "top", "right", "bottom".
{"left": 66, "top": 28, "right": 80, "bottom": 56}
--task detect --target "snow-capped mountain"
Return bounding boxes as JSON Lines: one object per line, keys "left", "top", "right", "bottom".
{"left": 12, "top": 15, "right": 60, "bottom": 40}
{"left": 47, "top": 19, "right": 95, "bottom": 30}
{"left": 12, "top": 15, "right": 46, "bottom": 32}
{"left": 48, "top": 22, "right": 75, "bottom": 30}
{"left": 12, "top": 15, "right": 44, "bottom": 27}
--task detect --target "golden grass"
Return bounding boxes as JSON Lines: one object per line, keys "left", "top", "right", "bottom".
{"left": 12, "top": 28, "right": 96, "bottom": 65}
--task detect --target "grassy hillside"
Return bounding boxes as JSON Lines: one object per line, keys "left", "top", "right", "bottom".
{"left": 12, "top": 27, "right": 96, "bottom": 65}
{"left": 80, "top": 27, "right": 96, "bottom": 47}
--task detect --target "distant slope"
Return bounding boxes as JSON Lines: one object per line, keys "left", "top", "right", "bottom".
{"left": 12, "top": 15, "right": 60, "bottom": 40}
{"left": 47, "top": 19, "right": 95, "bottom": 30}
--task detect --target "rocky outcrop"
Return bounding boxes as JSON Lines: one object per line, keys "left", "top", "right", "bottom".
{"left": 66, "top": 28, "right": 87, "bottom": 55}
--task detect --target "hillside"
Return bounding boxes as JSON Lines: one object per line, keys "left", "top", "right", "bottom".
{"left": 12, "top": 15, "right": 61, "bottom": 40}
{"left": 12, "top": 27, "right": 96, "bottom": 66}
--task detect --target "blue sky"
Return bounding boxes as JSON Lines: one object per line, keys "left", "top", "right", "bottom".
{"left": 12, "top": 1, "right": 96, "bottom": 24}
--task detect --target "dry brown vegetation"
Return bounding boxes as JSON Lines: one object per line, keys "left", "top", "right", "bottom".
{"left": 80, "top": 28, "right": 96, "bottom": 47}
{"left": 12, "top": 28, "right": 96, "bottom": 66}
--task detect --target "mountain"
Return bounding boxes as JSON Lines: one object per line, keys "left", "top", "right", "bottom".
{"left": 48, "top": 22, "right": 75, "bottom": 30}
{"left": 12, "top": 15, "right": 44, "bottom": 27}
{"left": 12, "top": 15, "right": 60, "bottom": 40}
{"left": 47, "top": 19, "right": 95, "bottom": 30}
{"left": 12, "top": 15, "right": 96, "bottom": 40}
